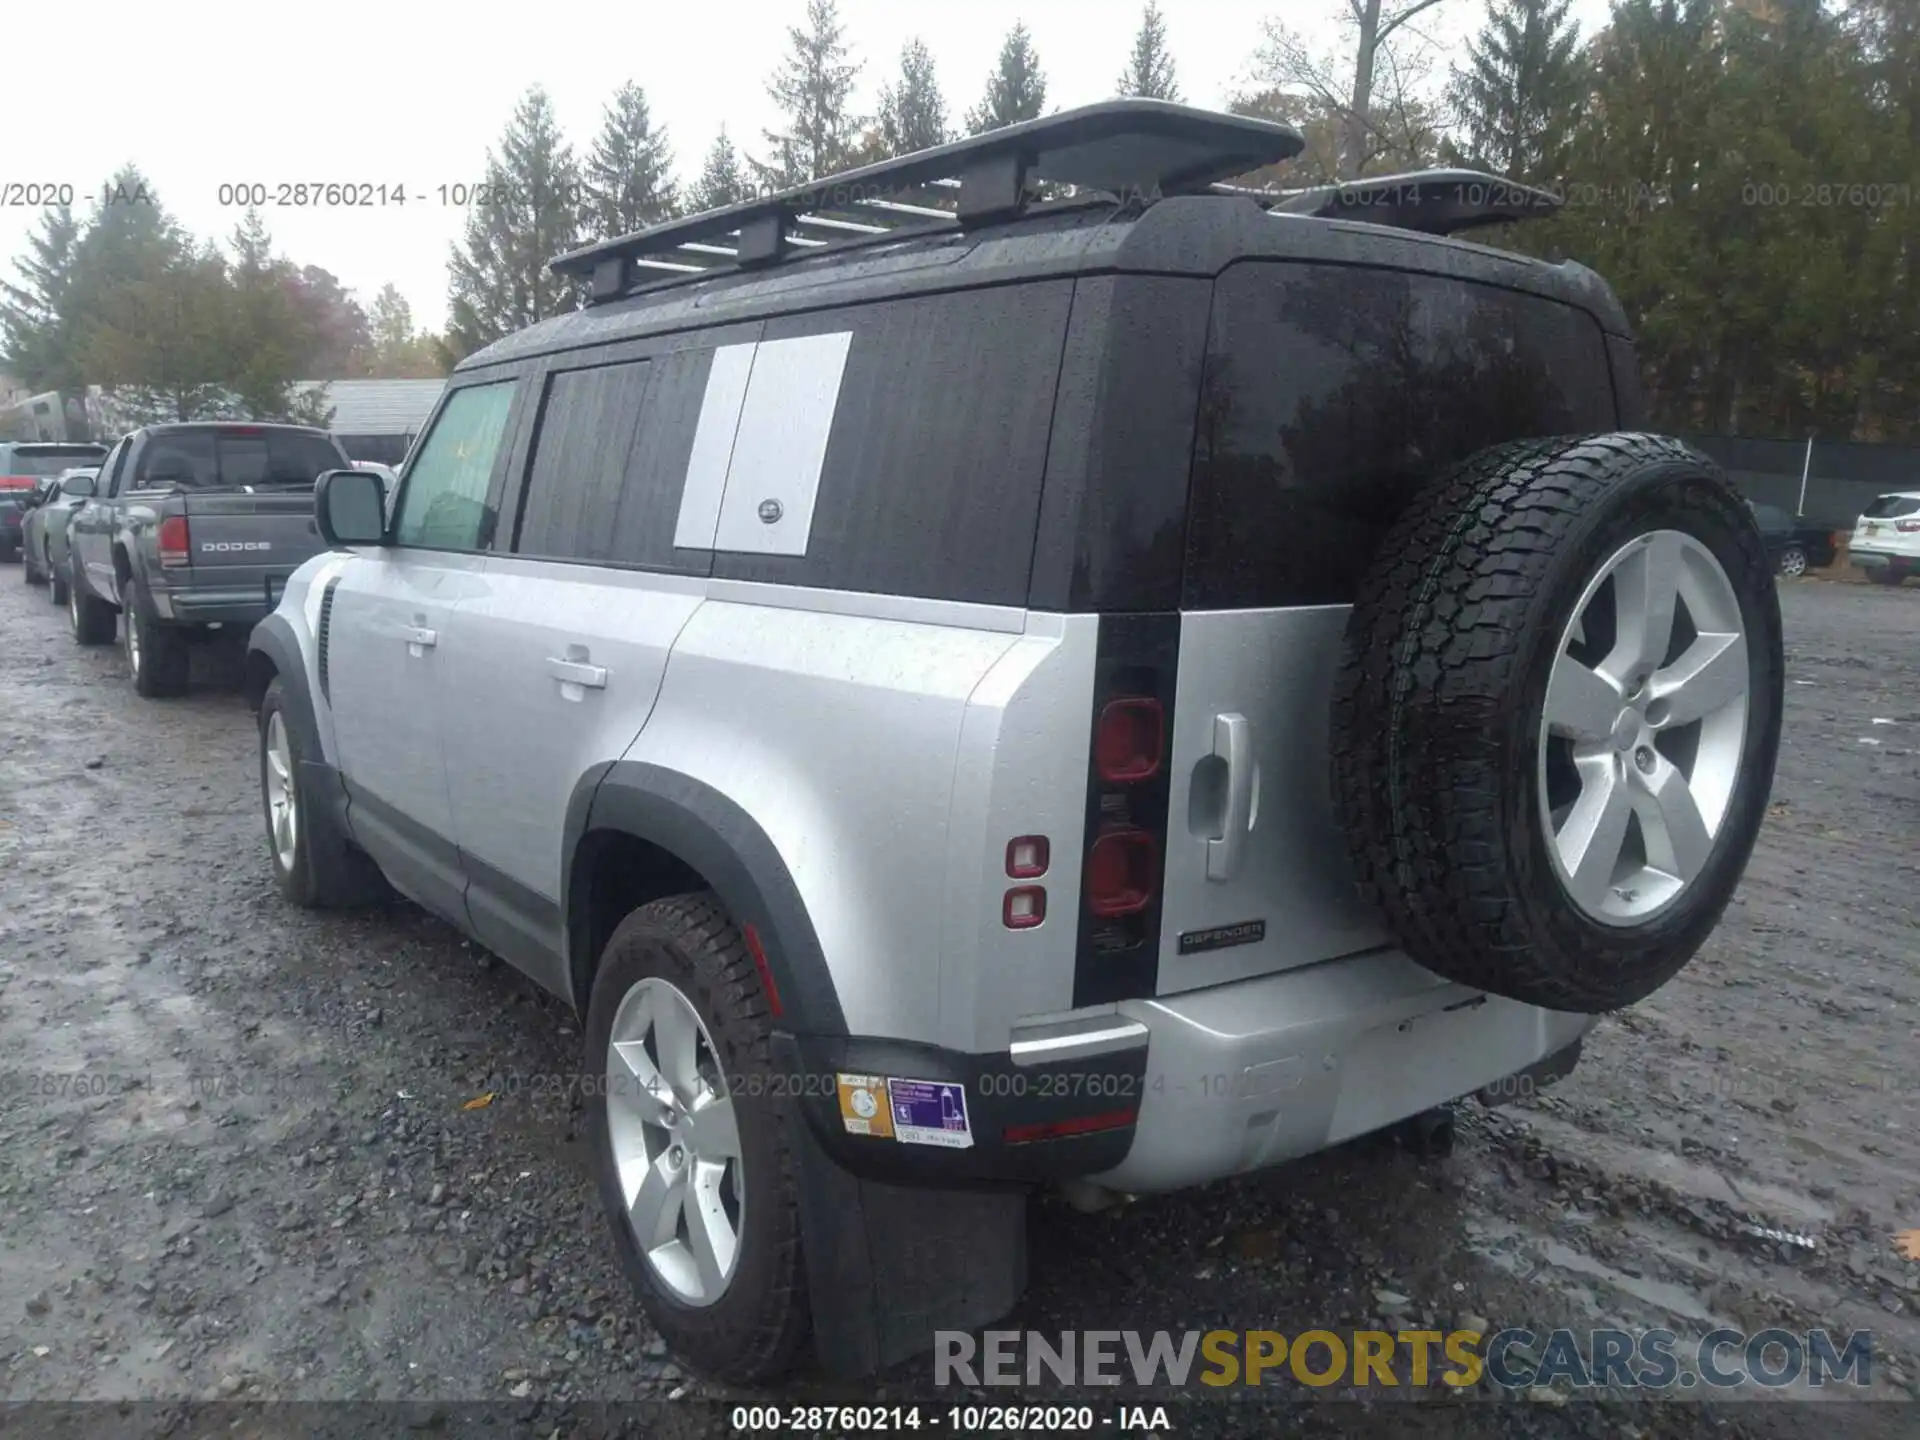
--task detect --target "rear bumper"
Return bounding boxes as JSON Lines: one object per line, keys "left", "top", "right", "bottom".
{"left": 789, "top": 949, "right": 1593, "bottom": 1195}
{"left": 148, "top": 579, "right": 283, "bottom": 627}
{"left": 1850, "top": 548, "right": 1914, "bottom": 571}
{"left": 1095, "top": 950, "right": 1593, "bottom": 1192}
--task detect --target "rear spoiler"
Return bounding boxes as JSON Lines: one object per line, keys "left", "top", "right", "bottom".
{"left": 1213, "top": 168, "right": 1561, "bottom": 235}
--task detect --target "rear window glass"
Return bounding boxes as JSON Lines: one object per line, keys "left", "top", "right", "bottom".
{"left": 134, "top": 430, "right": 343, "bottom": 488}
{"left": 1185, "top": 261, "right": 1619, "bottom": 609}
{"left": 1863, "top": 495, "right": 1920, "bottom": 519}
{"left": 7, "top": 446, "right": 108, "bottom": 477}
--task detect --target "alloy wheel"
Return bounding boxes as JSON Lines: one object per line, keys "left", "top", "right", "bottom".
{"left": 1779, "top": 546, "right": 1807, "bottom": 578}
{"left": 1537, "top": 529, "right": 1750, "bottom": 926}
{"left": 604, "top": 976, "right": 744, "bottom": 1306}
{"left": 264, "top": 711, "right": 298, "bottom": 872}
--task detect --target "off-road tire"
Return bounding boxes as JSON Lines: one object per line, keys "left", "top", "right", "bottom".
{"left": 69, "top": 559, "right": 116, "bottom": 645}
{"left": 258, "top": 677, "right": 392, "bottom": 908}
{"left": 124, "top": 584, "right": 191, "bottom": 699}
{"left": 1331, "top": 433, "right": 1784, "bottom": 1013}
{"left": 585, "top": 894, "right": 810, "bottom": 1383}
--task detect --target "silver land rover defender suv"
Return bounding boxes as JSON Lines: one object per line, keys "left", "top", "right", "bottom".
{"left": 245, "top": 103, "right": 1784, "bottom": 1384}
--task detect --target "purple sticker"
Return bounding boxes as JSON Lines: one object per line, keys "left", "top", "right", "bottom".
{"left": 885, "top": 1078, "right": 973, "bottom": 1149}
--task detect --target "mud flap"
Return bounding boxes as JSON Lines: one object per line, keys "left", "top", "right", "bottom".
{"left": 790, "top": 1104, "right": 1028, "bottom": 1379}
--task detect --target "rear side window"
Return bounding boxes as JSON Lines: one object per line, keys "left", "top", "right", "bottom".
{"left": 1863, "top": 495, "right": 1920, "bottom": 519}
{"left": 514, "top": 359, "right": 656, "bottom": 564}
{"left": 133, "top": 430, "right": 343, "bottom": 488}
{"left": 1184, "top": 262, "right": 1619, "bottom": 609}
{"left": 707, "top": 280, "right": 1074, "bottom": 607}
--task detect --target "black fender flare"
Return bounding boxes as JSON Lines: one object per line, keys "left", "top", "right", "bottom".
{"left": 563, "top": 761, "right": 847, "bottom": 1038}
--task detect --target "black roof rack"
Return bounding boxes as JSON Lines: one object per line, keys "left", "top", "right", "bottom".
{"left": 552, "top": 99, "right": 1305, "bottom": 305}
{"left": 1221, "top": 168, "right": 1562, "bottom": 234}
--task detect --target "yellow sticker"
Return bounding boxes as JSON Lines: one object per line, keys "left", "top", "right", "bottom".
{"left": 836, "top": 1074, "right": 894, "bottom": 1139}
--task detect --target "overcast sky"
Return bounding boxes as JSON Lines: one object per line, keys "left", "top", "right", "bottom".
{"left": 5, "top": 0, "right": 1618, "bottom": 339}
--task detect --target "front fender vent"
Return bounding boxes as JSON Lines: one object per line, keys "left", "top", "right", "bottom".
{"left": 316, "top": 575, "right": 342, "bottom": 703}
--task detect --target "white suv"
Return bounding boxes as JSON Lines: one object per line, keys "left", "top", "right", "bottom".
{"left": 1849, "top": 491, "right": 1920, "bottom": 586}
{"left": 242, "top": 103, "right": 1785, "bottom": 1384}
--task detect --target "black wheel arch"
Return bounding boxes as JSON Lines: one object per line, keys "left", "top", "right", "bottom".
{"left": 563, "top": 762, "right": 847, "bottom": 1039}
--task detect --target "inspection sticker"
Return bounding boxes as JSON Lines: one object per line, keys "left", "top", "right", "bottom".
{"left": 886, "top": 1078, "right": 973, "bottom": 1149}
{"left": 835, "top": 1073, "right": 895, "bottom": 1139}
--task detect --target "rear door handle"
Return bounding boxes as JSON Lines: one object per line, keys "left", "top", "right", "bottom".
{"left": 1206, "top": 712, "right": 1254, "bottom": 882}
{"left": 546, "top": 655, "right": 607, "bottom": 689}
{"left": 405, "top": 625, "right": 437, "bottom": 649}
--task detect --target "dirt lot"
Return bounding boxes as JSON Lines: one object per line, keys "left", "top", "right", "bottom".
{"left": 1, "top": 569, "right": 1916, "bottom": 1437}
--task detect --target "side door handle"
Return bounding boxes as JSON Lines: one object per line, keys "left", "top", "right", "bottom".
{"left": 1206, "top": 713, "right": 1255, "bottom": 882}
{"left": 405, "top": 625, "right": 437, "bottom": 650}
{"left": 546, "top": 651, "right": 607, "bottom": 690}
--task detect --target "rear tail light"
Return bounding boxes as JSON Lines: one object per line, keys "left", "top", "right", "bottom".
{"left": 1002, "top": 886, "right": 1047, "bottom": 929}
{"left": 0, "top": 475, "right": 35, "bottom": 491}
{"left": 1085, "top": 829, "right": 1157, "bottom": 916}
{"left": 1070, "top": 616, "right": 1178, "bottom": 1008}
{"left": 1095, "top": 698, "right": 1164, "bottom": 782}
{"left": 1897, "top": 518, "right": 1920, "bottom": 533}
{"left": 1006, "top": 836, "right": 1050, "bottom": 879}
{"left": 158, "top": 515, "right": 191, "bottom": 567}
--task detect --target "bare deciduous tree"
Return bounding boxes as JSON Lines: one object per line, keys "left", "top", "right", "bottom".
{"left": 1249, "top": 0, "right": 1454, "bottom": 179}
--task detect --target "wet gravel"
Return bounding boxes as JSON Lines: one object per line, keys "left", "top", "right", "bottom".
{"left": 1, "top": 567, "right": 1916, "bottom": 1436}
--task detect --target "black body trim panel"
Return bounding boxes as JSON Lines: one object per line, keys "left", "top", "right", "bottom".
{"left": 565, "top": 761, "right": 849, "bottom": 1036}
{"left": 339, "top": 779, "right": 471, "bottom": 932}
{"left": 461, "top": 848, "right": 568, "bottom": 997}
{"left": 778, "top": 1032, "right": 1145, "bottom": 1187}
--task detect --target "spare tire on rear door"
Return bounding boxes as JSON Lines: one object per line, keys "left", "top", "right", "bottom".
{"left": 1330, "top": 433, "right": 1784, "bottom": 1014}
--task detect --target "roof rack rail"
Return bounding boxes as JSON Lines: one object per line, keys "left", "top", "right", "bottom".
{"left": 1219, "top": 168, "right": 1562, "bottom": 235}
{"left": 552, "top": 99, "right": 1304, "bottom": 305}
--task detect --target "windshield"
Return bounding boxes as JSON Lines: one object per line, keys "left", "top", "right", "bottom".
{"left": 133, "top": 430, "right": 345, "bottom": 489}
{"left": 1862, "top": 494, "right": 1920, "bottom": 520}
{"left": 6, "top": 445, "right": 109, "bottom": 478}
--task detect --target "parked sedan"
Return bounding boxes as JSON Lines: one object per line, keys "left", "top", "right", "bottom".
{"left": 22, "top": 467, "right": 100, "bottom": 603}
{"left": 1748, "top": 501, "right": 1838, "bottom": 578}
{"left": 0, "top": 440, "right": 109, "bottom": 562}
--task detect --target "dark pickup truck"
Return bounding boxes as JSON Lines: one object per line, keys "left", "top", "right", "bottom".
{"left": 66, "top": 422, "right": 351, "bottom": 697}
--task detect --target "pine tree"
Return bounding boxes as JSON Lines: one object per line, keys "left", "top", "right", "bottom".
{"left": 444, "top": 86, "right": 585, "bottom": 364}
{"left": 966, "top": 23, "right": 1048, "bottom": 134}
{"left": 81, "top": 243, "right": 234, "bottom": 423}
{"left": 0, "top": 202, "right": 86, "bottom": 393}
{"left": 1117, "top": 3, "right": 1182, "bottom": 101}
{"left": 756, "top": 0, "right": 862, "bottom": 188}
{"left": 220, "top": 211, "right": 334, "bottom": 423}
{"left": 688, "top": 128, "right": 752, "bottom": 212}
{"left": 878, "top": 39, "right": 949, "bottom": 156}
{"left": 584, "top": 82, "right": 677, "bottom": 239}
{"left": 1449, "top": 0, "right": 1584, "bottom": 182}
{"left": 363, "top": 284, "right": 444, "bottom": 378}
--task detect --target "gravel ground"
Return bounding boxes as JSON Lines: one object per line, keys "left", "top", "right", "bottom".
{"left": 1, "top": 567, "right": 1916, "bottom": 1437}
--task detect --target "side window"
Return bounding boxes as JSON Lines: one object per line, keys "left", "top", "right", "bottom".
{"left": 102, "top": 440, "right": 132, "bottom": 497}
{"left": 393, "top": 382, "right": 516, "bottom": 551}
{"left": 513, "top": 360, "right": 654, "bottom": 563}
{"left": 1184, "top": 262, "right": 1620, "bottom": 610}
{"left": 706, "top": 281, "right": 1074, "bottom": 606}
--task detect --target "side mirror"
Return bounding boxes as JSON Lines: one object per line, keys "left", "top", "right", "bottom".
{"left": 315, "top": 469, "right": 389, "bottom": 547}
{"left": 63, "top": 476, "right": 96, "bottom": 498}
